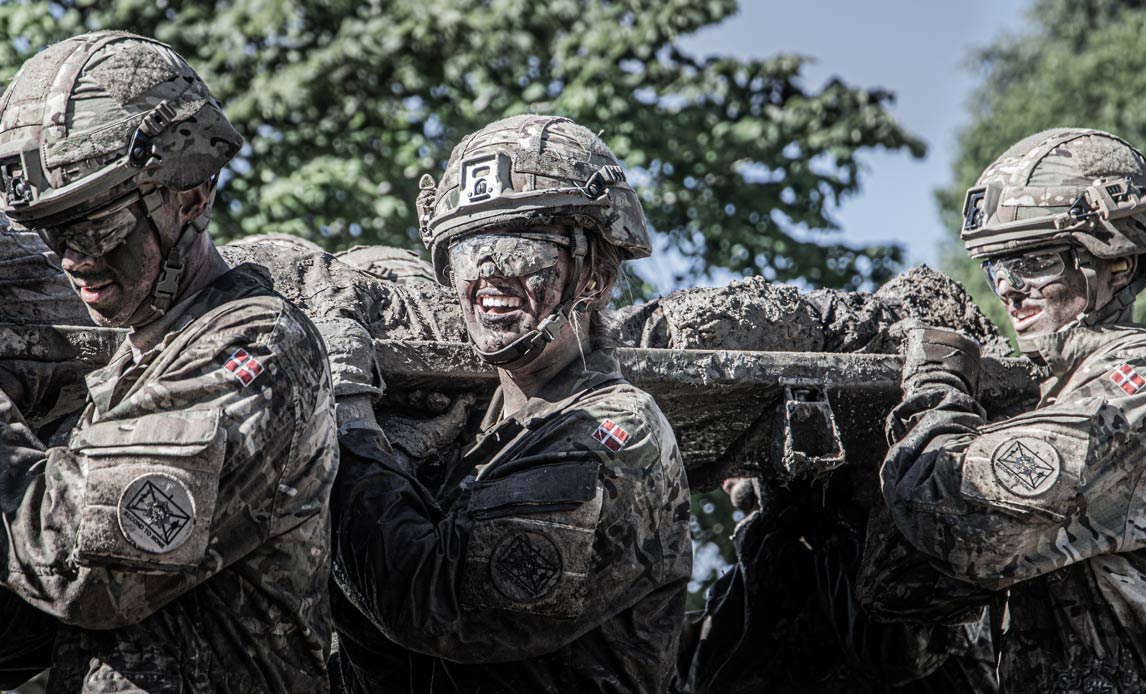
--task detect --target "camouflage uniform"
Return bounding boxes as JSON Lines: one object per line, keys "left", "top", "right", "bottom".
{"left": 332, "top": 349, "right": 691, "bottom": 693}
{"left": 874, "top": 326, "right": 1146, "bottom": 692}
{"left": 864, "top": 129, "right": 1146, "bottom": 694}
{"left": 0, "top": 263, "right": 337, "bottom": 693}
{"left": 331, "top": 114, "right": 690, "bottom": 693}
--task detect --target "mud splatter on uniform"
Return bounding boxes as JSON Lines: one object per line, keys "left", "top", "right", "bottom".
{"left": 0, "top": 264, "right": 336, "bottom": 693}
{"left": 872, "top": 325, "right": 1146, "bottom": 693}
{"left": 331, "top": 349, "right": 691, "bottom": 693}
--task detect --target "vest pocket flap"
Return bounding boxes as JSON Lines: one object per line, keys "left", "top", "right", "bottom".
{"left": 469, "top": 460, "right": 599, "bottom": 518}
{"left": 78, "top": 462, "right": 221, "bottom": 570}
{"left": 73, "top": 410, "right": 222, "bottom": 459}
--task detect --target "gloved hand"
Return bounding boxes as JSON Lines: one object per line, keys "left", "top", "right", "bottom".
{"left": 900, "top": 327, "right": 981, "bottom": 396}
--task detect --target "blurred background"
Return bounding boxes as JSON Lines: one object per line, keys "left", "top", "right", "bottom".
{"left": 2, "top": 0, "right": 1142, "bottom": 618}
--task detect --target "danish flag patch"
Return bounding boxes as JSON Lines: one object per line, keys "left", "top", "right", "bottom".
{"left": 223, "top": 348, "right": 264, "bottom": 387}
{"left": 1110, "top": 363, "right": 1145, "bottom": 395}
{"left": 592, "top": 419, "right": 630, "bottom": 452}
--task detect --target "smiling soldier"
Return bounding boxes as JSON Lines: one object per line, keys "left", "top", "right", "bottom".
{"left": 0, "top": 32, "right": 336, "bottom": 692}
{"left": 329, "top": 114, "right": 692, "bottom": 693}
{"left": 862, "top": 128, "right": 1146, "bottom": 692}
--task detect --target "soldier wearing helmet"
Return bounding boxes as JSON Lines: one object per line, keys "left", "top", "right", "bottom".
{"left": 329, "top": 115, "right": 692, "bottom": 693}
{"left": 861, "top": 128, "right": 1146, "bottom": 692}
{"left": 0, "top": 32, "right": 336, "bottom": 692}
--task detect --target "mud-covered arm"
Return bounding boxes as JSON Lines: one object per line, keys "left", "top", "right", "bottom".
{"left": 0, "top": 300, "right": 332, "bottom": 630}
{"left": 332, "top": 392, "right": 689, "bottom": 663}
{"left": 881, "top": 341, "right": 1146, "bottom": 592}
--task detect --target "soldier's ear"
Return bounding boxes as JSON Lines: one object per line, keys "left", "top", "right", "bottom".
{"left": 173, "top": 182, "right": 213, "bottom": 229}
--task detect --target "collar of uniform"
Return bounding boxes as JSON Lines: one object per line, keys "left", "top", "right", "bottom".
{"left": 478, "top": 348, "right": 624, "bottom": 435}
{"left": 84, "top": 263, "right": 275, "bottom": 413}
{"left": 127, "top": 287, "right": 203, "bottom": 363}
{"left": 1027, "top": 324, "right": 1130, "bottom": 378}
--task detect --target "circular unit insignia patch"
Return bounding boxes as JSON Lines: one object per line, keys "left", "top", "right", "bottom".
{"left": 489, "top": 530, "right": 563, "bottom": 603}
{"left": 118, "top": 473, "right": 196, "bottom": 554}
{"left": 991, "top": 437, "right": 1061, "bottom": 498}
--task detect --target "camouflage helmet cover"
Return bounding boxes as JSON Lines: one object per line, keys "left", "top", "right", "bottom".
{"left": 0, "top": 31, "right": 243, "bottom": 228}
{"left": 961, "top": 128, "right": 1146, "bottom": 260}
{"left": 417, "top": 114, "right": 651, "bottom": 284}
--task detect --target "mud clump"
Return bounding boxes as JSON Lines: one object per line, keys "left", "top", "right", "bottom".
{"left": 608, "top": 276, "right": 825, "bottom": 352}
{"left": 219, "top": 241, "right": 465, "bottom": 342}
{"left": 874, "top": 265, "right": 1011, "bottom": 357}
{"left": 608, "top": 265, "right": 1009, "bottom": 357}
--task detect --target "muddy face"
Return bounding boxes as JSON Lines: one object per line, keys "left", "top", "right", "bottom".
{"left": 452, "top": 240, "right": 571, "bottom": 355}
{"left": 59, "top": 211, "right": 162, "bottom": 328}
{"left": 993, "top": 257, "right": 1118, "bottom": 338}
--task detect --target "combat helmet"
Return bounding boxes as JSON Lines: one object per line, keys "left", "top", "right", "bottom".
{"left": 0, "top": 31, "right": 243, "bottom": 313}
{"left": 961, "top": 128, "right": 1146, "bottom": 329}
{"left": 417, "top": 114, "right": 650, "bottom": 365}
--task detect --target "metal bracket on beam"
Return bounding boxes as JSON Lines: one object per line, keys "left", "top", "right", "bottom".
{"left": 773, "top": 377, "right": 846, "bottom": 481}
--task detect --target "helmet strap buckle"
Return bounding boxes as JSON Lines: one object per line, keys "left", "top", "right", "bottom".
{"left": 148, "top": 210, "right": 207, "bottom": 315}
{"left": 152, "top": 258, "right": 184, "bottom": 310}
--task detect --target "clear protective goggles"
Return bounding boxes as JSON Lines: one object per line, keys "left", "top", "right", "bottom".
{"left": 981, "top": 249, "right": 1071, "bottom": 296}
{"left": 448, "top": 232, "right": 567, "bottom": 282}
{"left": 37, "top": 194, "right": 142, "bottom": 259}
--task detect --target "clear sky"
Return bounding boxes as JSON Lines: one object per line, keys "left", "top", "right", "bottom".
{"left": 637, "top": 0, "right": 1031, "bottom": 292}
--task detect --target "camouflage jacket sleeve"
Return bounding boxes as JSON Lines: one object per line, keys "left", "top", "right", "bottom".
{"left": 333, "top": 386, "right": 690, "bottom": 662}
{"left": 881, "top": 341, "right": 1146, "bottom": 592}
{"left": 0, "top": 296, "right": 334, "bottom": 629}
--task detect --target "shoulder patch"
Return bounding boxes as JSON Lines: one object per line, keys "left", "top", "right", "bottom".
{"left": 118, "top": 473, "right": 197, "bottom": 553}
{"left": 490, "top": 530, "right": 562, "bottom": 602}
{"left": 223, "top": 348, "right": 264, "bottom": 386}
{"left": 1109, "top": 363, "right": 1145, "bottom": 395}
{"left": 592, "top": 419, "right": 630, "bottom": 452}
{"left": 991, "top": 437, "right": 1061, "bottom": 497}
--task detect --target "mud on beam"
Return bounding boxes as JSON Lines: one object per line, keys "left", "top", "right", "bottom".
{"left": 374, "top": 340, "right": 1042, "bottom": 491}
{"left": 0, "top": 323, "right": 125, "bottom": 366}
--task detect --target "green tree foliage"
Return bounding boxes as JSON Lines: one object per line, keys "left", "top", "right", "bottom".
{"left": 1, "top": 0, "right": 923, "bottom": 289}
{"left": 938, "top": 0, "right": 1146, "bottom": 333}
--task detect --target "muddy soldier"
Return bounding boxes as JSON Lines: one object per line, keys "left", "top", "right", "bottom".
{"left": 0, "top": 32, "right": 336, "bottom": 692}
{"left": 329, "top": 114, "right": 692, "bottom": 693}
{"left": 862, "top": 128, "right": 1146, "bottom": 692}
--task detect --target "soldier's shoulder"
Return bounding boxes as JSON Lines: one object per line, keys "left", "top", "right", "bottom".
{"left": 194, "top": 291, "right": 315, "bottom": 347}
{"left": 1087, "top": 324, "right": 1146, "bottom": 364}
{"left": 175, "top": 283, "right": 329, "bottom": 391}
{"left": 573, "top": 381, "right": 677, "bottom": 461}
{"left": 580, "top": 380, "right": 665, "bottom": 422}
{"left": 1106, "top": 323, "right": 1146, "bottom": 346}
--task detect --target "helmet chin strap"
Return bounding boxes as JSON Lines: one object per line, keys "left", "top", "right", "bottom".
{"left": 1064, "top": 248, "right": 1145, "bottom": 329}
{"left": 132, "top": 185, "right": 212, "bottom": 322}
{"left": 472, "top": 228, "right": 589, "bottom": 369}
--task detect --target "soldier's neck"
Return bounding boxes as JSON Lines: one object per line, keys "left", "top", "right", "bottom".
{"left": 497, "top": 323, "right": 590, "bottom": 418}
{"left": 179, "top": 239, "right": 230, "bottom": 300}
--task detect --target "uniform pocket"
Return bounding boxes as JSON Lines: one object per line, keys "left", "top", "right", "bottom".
{"left": 461, "top": 460, "right": 602, "bottom": 618}
{"left": 73, "top": 409, "right": 226, "bottom": 570}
